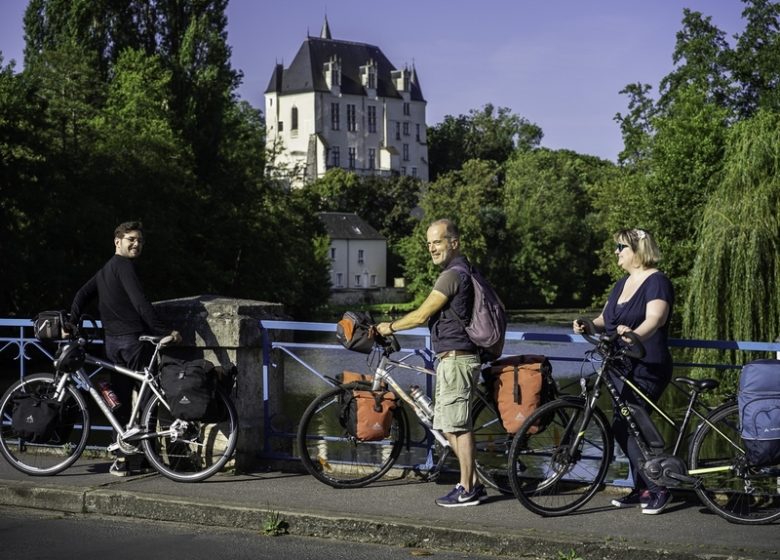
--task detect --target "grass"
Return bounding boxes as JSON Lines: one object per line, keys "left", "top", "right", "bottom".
{"left": 262, "top": 507, "right": 289, "bottom": 536}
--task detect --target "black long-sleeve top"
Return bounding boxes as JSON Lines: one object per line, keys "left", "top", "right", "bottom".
{"left": 71, "top": 255, "right": 168, "bottom": 336}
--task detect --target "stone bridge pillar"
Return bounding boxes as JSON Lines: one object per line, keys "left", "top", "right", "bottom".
{"left": 154, "top": 295, "right": 287, "bottom": 471}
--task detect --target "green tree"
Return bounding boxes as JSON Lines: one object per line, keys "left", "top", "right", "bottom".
{"left": 683, "top": 110, "right": 780, "bottom": 390}
{"left": 730, "top": 0, "right": 780, "bottom": 116}
{"left": 658, "top": 9, "right": 734, "bottom": 111}
{"left": 503, "top": 149, "right": 613, "bottom": 307}
{"left": 427, "top": 104, "right": 542, "bottom": 179}
{"left": 614, "top": 82, "right": 657, "bottom": 168}
{"left": 399, "top": 160, "right": 505, "bottom": 302}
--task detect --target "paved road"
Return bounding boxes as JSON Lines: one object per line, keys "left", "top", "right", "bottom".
{"left": 0, "top": 505, "right": 509, "bottom": 560}
{"left": 0, "top": 458, "right": 777, "bottom": 560}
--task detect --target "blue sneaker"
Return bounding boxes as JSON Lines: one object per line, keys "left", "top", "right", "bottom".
{"left": 435, "top": 484, "right": 482, "bottom": 507}
{"left": 642, "top": 490, "right": 672, "bottom": 515}
{"left": 474, "top": 483, "right": 487, "bottom": 501}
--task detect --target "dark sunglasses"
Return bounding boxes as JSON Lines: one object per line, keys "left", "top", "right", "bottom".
{"left": 615, "top": 243, "right": 630, "bottom": 252}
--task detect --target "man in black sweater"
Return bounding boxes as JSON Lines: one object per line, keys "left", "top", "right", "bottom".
{"left": 71, "top": 221, "right": 180, "bottom": 476}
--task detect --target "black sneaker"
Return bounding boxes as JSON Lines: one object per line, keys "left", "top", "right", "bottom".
{"left": 642, "top": 490, "right": 672, "bottom": 515}
{"left": 611, "top": 488, "right": 651, "bottom": 508}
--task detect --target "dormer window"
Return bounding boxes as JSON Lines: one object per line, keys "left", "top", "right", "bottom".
{"left": 324, "top": 56, "right": 341, "bottom": 89}
{"left": 360, "top": 59, "right": 377, "bottom": 90}
{"left": 391, "top": 68, "right": 410, "bottom": 92}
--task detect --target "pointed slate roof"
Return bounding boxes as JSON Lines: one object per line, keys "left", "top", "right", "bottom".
{"left": 318, "top": 212, "right": 385, "bottom": 240}
{"left": 265, "top": 34, "right": 425, "bottom": 102}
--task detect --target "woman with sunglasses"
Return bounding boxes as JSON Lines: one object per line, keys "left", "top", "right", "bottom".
{"left": 573, "top": 228, "right": 675, "bottom": 515}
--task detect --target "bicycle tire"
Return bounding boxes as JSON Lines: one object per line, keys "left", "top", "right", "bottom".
{"left": 689, "top": 401, "right": 780, "bottom": 524}
{"left": 508, "top": 398, "right": 612, "bottom": 516}
{"left": 0, "top": 373, "right": 90, "bottom": 476}
{"left": 140, "top": 384, "right": 238, "bottom": 482}
{"left": 297, "top": 382, "right": 406, "bottom": 488}
{"left": 472, "top": 394, "right": 513, "bottom": 494}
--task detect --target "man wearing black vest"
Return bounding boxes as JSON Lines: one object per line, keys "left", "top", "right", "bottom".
{"left": 71, "top": 221, "right": 180, "bottom": 476}
{"left": 377, "top": 219, "right": 484, "bottom": 507}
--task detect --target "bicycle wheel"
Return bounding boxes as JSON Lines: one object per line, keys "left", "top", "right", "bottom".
{"left": 508, "top": 398, "right": 612, "bottom": 516}
{"left": 0, "top": 373, "right": 90, "bottom": 475}
{"left": 297, "top": 383, "right": 406, "bottom": 488}
{"left": 472, "top": 394, "right": 512, "bottom": 494}
{"left": 140, "top": 385, "right": 238, "bottom": 482}
{"left": 690, "top": 402, "right": 780, "bottom": 524}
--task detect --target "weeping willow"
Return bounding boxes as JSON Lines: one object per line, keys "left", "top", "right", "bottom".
{"left": 682, "top": 110, "right": 780, "bottom": 391}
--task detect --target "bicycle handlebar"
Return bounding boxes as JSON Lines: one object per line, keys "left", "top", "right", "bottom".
{"left": 576, "top": 317, "right": 646, "bottom": 360}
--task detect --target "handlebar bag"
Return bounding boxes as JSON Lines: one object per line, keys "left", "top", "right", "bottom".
{"left": 159, "top": 357, "right": 216, "bottom": 421}
{"left": 336, "top": 311, "right": 375, "bottom": 354}
{"left": 738, "top": 359, "right": 780, "bottom": 468}
{"left": 485, "top": 355, "right": 556, "bottom": 434}
{"left": 32, "top": 311, "right": 67, "bottom": 341}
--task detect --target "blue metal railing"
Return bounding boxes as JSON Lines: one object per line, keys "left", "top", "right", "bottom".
{"left": 3, "top": 317, "right": 780, "bottom": 473}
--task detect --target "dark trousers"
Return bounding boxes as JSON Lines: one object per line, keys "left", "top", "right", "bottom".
{"left": 104, "top": 333, "right": 150, "bottom": 427}
{"left": 610, "top": 361, "right": 671, "bottom": 494}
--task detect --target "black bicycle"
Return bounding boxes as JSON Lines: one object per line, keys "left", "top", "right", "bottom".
{"left": 507, "top": 318, "right": 780, "bottom": 524}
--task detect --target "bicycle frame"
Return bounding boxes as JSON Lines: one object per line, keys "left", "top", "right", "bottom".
{"left": 369, "top": 351, "right": 451, "bottom": 449}
{"left": 55, "top": 337, "right": 172, "bottom": 448}
{"left": 579, "top": 349, "right": 742, "bottom": 485}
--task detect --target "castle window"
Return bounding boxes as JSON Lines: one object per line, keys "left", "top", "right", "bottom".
{"left": 331, "top": 146, "right": 340, "bottom": 167}
{"left": 291, "top": 107, "right": 298, "bottom": 131}
{"left": 331, "top": 103, "right": 340, "bottom": 130}
{"left": 347, "top": 104, "right": 357, "bottom": 132}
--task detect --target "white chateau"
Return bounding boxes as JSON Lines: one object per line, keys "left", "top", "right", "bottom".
{"left": 264, "top": 18, "right": 428, "bottom": 186}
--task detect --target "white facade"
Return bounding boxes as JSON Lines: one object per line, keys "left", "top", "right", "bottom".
{"left": 265, "top": 24, "right": 428, "bottom": 186}
{"left": 328, "top": 238, "right": 387, "bottom": 289}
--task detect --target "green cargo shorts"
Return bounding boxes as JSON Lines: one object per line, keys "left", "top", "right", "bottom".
{"left": 432, "top": 354, "right": 481, "bottom": 433}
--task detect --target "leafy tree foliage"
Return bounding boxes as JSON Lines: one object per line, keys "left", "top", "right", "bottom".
{"left": 2, "top": 1, "right": 330, "bottom": 318}
{"left": 427, "top": 104, "right": 542, "bottom": 179}
{"left": 683, "top": 110, "right": 780, "bottom": 389}
{"left": 730, "top": 0, "right": 780, "bottom": 116}
{"left": 399, "top": 159, "right": 507, "bottom": 302}
{"left": 503, "top": 149, "right": 612, "bottom": 307}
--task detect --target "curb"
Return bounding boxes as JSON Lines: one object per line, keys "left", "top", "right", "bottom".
{"left": 0, "top": 479, "right": 719, "bottom": 560}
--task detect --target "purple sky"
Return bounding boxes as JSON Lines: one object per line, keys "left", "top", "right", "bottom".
{"left": 1, "top": 0, "right": 747, "bottom": 162}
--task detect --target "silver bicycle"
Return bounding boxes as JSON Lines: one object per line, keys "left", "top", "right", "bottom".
{"left": 0, "top": 325, "right": 238, "bottom": 482}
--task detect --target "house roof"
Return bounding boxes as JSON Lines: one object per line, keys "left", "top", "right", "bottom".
{"left": 318, "top": 212, "right": 385, "bottom": 240}
{"left": 265, "top": 32, "right": 425, "bottom": 102}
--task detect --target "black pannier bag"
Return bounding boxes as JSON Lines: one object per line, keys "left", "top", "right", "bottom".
{"left": 159, "top": 357, "right": 216, "bottom": 421}
{"left": 336, "top": 311, "right": 375, "bottom": 354}
{"left": 738, "top": 359, "right": 780, "bottom": 468}
{"left": 11, "top": 393, "right": 62, "bottom": 442}
{"left": 33, "top": 311, "right": 67, "bottom": 341}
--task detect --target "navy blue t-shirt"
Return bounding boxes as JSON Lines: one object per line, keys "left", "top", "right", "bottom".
{"left": 602, "top": 271, "right": 674, "bottom": 366}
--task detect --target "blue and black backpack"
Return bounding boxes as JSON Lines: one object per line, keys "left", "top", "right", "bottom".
{"left": 738, "top": 359, "right": 780, "bottom": 468}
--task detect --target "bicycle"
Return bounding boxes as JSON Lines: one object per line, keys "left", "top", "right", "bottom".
{"left": 507, "top": 318, "right": 780, "bottom": 524}
{"left": 0, "top": 321, "right": 239, "bottom": 483}
{"left": 296, "top": 332, "right": 513, "bottom": 491}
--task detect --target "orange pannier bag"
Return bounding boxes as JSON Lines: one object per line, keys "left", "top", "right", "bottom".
{"left": 487, "top": 355, "right": 555, "bottom": 434}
